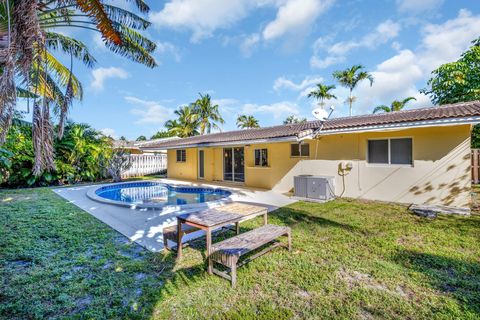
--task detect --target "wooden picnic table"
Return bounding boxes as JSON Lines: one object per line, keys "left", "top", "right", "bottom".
{"left": 176, "top": 202, "right": 268, "bottom": 274}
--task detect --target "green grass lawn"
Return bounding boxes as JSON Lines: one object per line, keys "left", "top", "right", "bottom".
{"left": 1, "top": 188, "right": 479, "bottom": 319}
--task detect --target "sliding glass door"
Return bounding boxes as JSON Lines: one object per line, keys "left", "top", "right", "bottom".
{"left": 223, "top": 147, "right": 244, "bottom": 182}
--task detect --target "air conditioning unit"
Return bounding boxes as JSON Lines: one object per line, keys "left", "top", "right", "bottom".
{"left": 294, "top": 175, "right": 335, "bottom": 201}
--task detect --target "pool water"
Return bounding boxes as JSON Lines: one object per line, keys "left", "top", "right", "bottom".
{"left": 95, "top": 182, "right": 231, "bottom": 206}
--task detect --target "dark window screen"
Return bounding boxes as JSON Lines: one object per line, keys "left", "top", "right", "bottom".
{"left": 391, "top": 138, "right": 412, "bottom": 165}
{"left": 368, "top": 140, "right": 388, "bottom": 164}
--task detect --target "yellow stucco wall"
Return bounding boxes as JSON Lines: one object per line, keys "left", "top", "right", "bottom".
{"left": 166, "top": 124, "right": 472, "bottom": 207}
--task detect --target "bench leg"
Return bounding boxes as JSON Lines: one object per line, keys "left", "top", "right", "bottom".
{"left": 287, "top": 230, "right": 292, "bottom": 251}
{"left": 231, "top": 263, "right": 237, "bottom": 288}
{"left": 206, "top": 230, "right": 213, "bottom": 275}
{"left": 235, "top": 222, "right": 240, "bottom": 235}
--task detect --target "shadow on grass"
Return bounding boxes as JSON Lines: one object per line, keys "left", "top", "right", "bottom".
{"left": 271, "top": 206, "right": 368, "bottom": 235}
{"left": 394, "top": 250, "right": 480, "bottom": 316}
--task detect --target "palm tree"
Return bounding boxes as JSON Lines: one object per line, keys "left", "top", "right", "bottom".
{"left": 236, "top": 115, "right": 260, "bottom": 129}
{"left": 284, "top": 115, "right": 307, "bottom": 124}
{"left": 333, "top": 65, "right": 374, "bottom": 116}
{"left": 0, "top": 0, "right": 156, "bottom": 176}
{"left": 165, "top": 105, "right": 200, "bottom": 138}
{"left": 191, "top": 93, "right": 224, "bottom": 134}
{"left": 307, "top": 84, "right": 337, "bottom": 107}
{"left": 373, "top": 97, "right": 417, "bottom": 113}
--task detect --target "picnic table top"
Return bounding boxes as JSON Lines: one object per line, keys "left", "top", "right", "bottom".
{"left": 177, "top": 202, "right": 268, "bottom": 228}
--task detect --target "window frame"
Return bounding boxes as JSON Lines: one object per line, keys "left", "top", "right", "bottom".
{"left": 254, "top": 148, "right": 269, "bottom": 167}
{"left": 290, "top": 143, "right": 310, "bottom": 158}
{"left": 366, "top": 137, "right": 413, "bottom": 167}
{"left": 176, "top": 149, "right": 187, "bottom": 163}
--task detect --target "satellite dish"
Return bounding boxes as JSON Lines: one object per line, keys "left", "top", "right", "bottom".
{"left": 312, "top": 108, "right": 329, "bottom": 121}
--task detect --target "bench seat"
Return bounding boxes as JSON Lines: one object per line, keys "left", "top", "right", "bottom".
{"left": 209, "top": 224, "right": 291, "bottom": 287}
{"left": 163, "top": 224, "right": 199, "bottom": 250}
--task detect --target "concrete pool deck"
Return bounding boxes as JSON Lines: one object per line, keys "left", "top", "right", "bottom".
{"left": 53, "top": 179, "right": 296, "bottom": 252}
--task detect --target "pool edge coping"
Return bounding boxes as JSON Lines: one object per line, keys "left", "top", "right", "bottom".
{"left": 86, "top": 181, "right": 234, "bottom": 211}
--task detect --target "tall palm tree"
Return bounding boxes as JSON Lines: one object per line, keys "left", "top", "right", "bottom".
{"left": 333, "top": 65, "right": 374, "bottom": 116}
{"left": 236, "top": 115, "right": 259, "bottom": 129}
{"left": 191, "top": 93, "right": 224, "bottom": 135}
{"left": 165, "top": 105, "right": 200, "bottom": 138}
{"left": 307, "top": 84, "right": 337, "bottom": 107}
{"left": 373, "top": 97, "right": 417, "bottom": 113}
{"left": 0, "top": 0, "right": 156, "bottom": 176}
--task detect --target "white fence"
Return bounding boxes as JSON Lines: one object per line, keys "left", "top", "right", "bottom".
{"left": 122, "top": 154, "right": 167, "bottom": 178}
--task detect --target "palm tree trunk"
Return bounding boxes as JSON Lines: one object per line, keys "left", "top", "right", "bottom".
{"left": 349, "top": 89, "right": 353, "bottom": 116}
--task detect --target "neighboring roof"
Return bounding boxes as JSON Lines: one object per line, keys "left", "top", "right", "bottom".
{"left": 141, "top": 101, "right": 480, "bottom": 150}
{"left": 112, "top": 140, "right": 139, "bottom": 149}
{"left": 113, "top": 137, "right": 180, "bottom": 149}
{"left": 134, "top": 136, "right": 180, "bottom": 148}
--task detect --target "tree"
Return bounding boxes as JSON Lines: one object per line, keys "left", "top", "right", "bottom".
{"left": 421, "top": 38, "right": 480, "bottom": 148}
{"left": 136, "top": 135, "right": 147, "bottom": 141}
{"left": 421, "top": 38, "right": 480, "bottom": 105}
{"left": 119, "top": 136, "right": 127, "bottom": 141}
{"left": 373, "top": 97, "right": 417, "bottom": 113}
{"left": 150, "top": 131, "right": 175, "bottom": 139}
{"left": 236, "top": 115, "right": 260, "bottom": 129}
{"left": 333, "top": 65, "right": 374, "bottom": 116}
{"left": 0, "top": 0, "right": 156, "bottom": 177}
{"left": 191, "top": 93, "right": 224, "bottom": 134}
{"left": 307, "top": 84, "right": 337, "bottom": 107}
{"left": 284, "top": 115, "right": 307, "bottom": 124}
{"left": 165, "top": 105, "right": 200, "bottom": 138}
{"left": 106, "top": 149, "right": 132, "bottom": 183}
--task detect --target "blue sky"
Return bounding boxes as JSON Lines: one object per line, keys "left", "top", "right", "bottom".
{"left": 24, "top": 0, "right": 480, "bottom": 140}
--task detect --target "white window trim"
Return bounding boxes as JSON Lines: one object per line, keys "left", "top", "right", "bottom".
{"left": 254, "top": 148, "right": 269, "bottom": 167}
{"left": 290, "top": 143, "right": 310, "bottom": 158}
{"left": 366, "top": 137, "right": 413, "bottom": 167}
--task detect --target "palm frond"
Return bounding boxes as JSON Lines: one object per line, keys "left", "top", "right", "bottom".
{"left": 103, "top": 4, "right": 150, "bottom": 30}
{"left": 45, "top": 32, "right": 97, "bottom": 68}
{"left": 101, "top": 23, "right": 157, "bottom": 67}
{"left": 373, "top": 105, "right": 390, "bottom": 113}
{"left": 75, "top": 0, "right": 122, "bottom": 45}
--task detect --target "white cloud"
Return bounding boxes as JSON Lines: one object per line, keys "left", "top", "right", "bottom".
{"left": 273, "top": 75, "right": 323, "bottom": 92}
{"left": 156, "top": 41, "right": 181, "bottom": 62}
{"left": 149, "top": 0, "right": 259, "bottom": 42}
{"left": 396, "top": 0, "right": 444, "bottom": 14}
{"left": 240, "top": 33, "right": 261, "bottom": 57}
{"left": 262, "top": 0, "right": 334, "bottom": 41}
{"left": 150, "top": 0, "right": 334, "bottom": 49}
{"left": 311, "top": 20, "right": 401, "bottom": 69}
{"left": 91, "top": 67, "right": 128, "bottom": 91}
{"left": 328, "top": 10, "right": 480, "bottom": 116}
{"left": 101, "top": 128, "right": 118, "bottom": 139}
{"left": 125, "top": 96, "right": 174, "bottom": 125}
{"left": 242, "top": 101, "right": 299, "bottom": 118}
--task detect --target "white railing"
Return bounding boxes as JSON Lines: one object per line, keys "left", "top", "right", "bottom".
{"left": 122, "top": 154, "right": 167, "bottom": 178}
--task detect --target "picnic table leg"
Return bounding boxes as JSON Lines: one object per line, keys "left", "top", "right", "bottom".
{"left": 263, "top": 212, "right": 268, "bottom": 225}
{"left": 235, "top": 222, "right": 240, "bottom": 235}
{"left": 206, "top": 228, "right": 213, "bottom": 275}
{"left": 176, "top": 220, "right": 183, "bottom": 259}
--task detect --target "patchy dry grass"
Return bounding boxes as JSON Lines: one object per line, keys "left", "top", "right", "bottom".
{"left": 1, "top": 188, "right": 479, "bottom": 319}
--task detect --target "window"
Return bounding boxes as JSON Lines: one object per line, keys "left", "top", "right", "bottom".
{"left": 176, "top": 149, "right": 186, "bottom": 162}
{"left": 367, "top": 138, "right": 412, "bottom": 165}
{"left": 254, "top": 148, "right": 268, "bottom": 167}
{"left": 291, "top": 143, "right": 310, "bottom": 157}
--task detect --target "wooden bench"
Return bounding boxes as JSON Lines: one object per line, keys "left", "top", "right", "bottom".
{"left": 208, "top": 224, "right": 291, "bottom": 287}
{"left": 163, "top": 224, "right": 199, "bottom": 251}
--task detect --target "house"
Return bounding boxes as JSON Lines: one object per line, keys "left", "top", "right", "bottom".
{"left": 141, "top": 101, "right": 480, "bottom": 208}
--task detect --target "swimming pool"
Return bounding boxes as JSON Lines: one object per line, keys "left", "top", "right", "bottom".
{"left": 88, "top": 181, "right": 232, "bottom": 209}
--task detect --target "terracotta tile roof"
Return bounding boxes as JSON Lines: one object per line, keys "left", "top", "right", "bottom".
{"left": 141, "top": 101, "right": 480, "bottom": 149}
